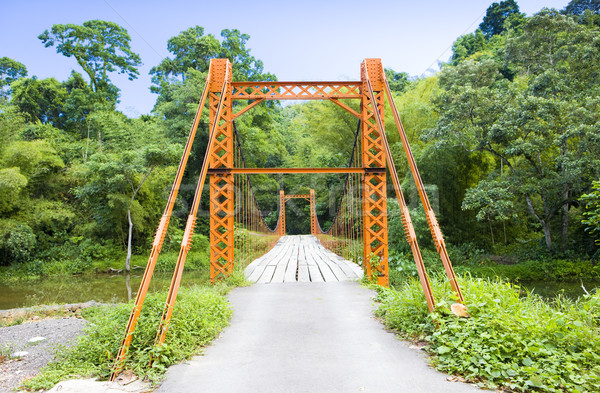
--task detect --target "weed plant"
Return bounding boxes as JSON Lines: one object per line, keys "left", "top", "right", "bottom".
{"left": 375, "top": 275, "right": 600, "bottom": 392}
{"left": 21, "top": 276, "right": 240, "bottom": 390}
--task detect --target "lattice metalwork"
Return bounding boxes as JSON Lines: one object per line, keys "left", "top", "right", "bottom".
{"left": 360, "top": 59, "right": 389, "bottom": 286}
{"left": 232, "top": 81, "right": 361, "bottom": 100}
{"left": 111, "top": 58, "right": 465, "bottom": 381}
{"left": 209, "top": 59, "right": 235, "bottom": 283}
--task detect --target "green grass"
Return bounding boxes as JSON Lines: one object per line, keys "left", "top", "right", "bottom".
{"left": 21, "top": 273, "right": 246, "bottom": 390}
{"left": 375, "top": 275, "right": 600, "bottom": 392}
{"left": 0, "top": 249, "right": 210, "bottom": 282}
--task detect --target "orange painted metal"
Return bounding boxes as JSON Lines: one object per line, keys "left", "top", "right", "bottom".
{"left": 111, "top": 60, "right": 465, "bottom": 379}
{"left": 110, "top": 64, "right": 214, "bottom": 381}
{"left": 232, "top": 81, "right": 361, "bottom": 100}
{"left": 382, "top": 72, "right": 465, "bottom": 304}
{"left": 279, "top": 192, "right": 316, "bottom": 236}
{"left": 284, "top": 194, "right": 310, "bottom": 201}
{"left": 279, "top": 190, "right": 286, "bottom": 236}
{"left": 154, "top": 59, "right": 232, "bottom": 348}
{"left": 328, "top": 98, "right": 361, "bottom": 119}
{"left": 360, "top": 59, "right": 389, "bottom": 287}
{"left": 232, "top": 98, "right": 265, "bottom": 119}
{"left": 207, "top": 168, "right": 378, "bottom": 174}
{"left": 209, "top": 59, "right": 235, "bottom": 283}
{"left": 309, "top": 189, "right": 317, "bottom": 236}
{"left": 363, "top": 61, "right": 435, "bottom": 312}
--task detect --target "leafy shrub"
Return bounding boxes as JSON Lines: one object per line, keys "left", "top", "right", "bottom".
{"left": 375, "top": 276, "right": 600, "bottom": 392}
{"left": 23, "top": 284, "right": 233, "bottom": 390}
{"left": 0, "top": 220, "right": 36, "bottom": 264}
{"left": 456, "top": 259, "right": 600, "bottom": 282}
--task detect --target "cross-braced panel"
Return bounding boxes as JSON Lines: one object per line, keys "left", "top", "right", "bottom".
{"left": 209, "top": 60, "right": 235, "bottom": 283}
{"left": 231, "top": 82, "right": 362, "bottom": 100}
{"left": 361, "top": 60, "right": 389, "bottom": 286}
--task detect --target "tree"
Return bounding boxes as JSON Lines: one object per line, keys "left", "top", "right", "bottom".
{"left": 479, "top": 0, "right": 521, "bottom": 39}
{"left": 432, "top": 12, "right": 600, "bottom": 252}
{"left": 580, "top": 180, "right": 600, "bottom": 245}
{"left": 462, "top": 180, "right": 515, "bottom": 245}
{"left": 384, "top": 68, "right": 410, "bottom": 93}
{"left": 0, "top": 103, "right": 25, "bottom": 156}
{"left": 0, "top": 57, "right": 27, "bottom": 98}
{"left": 564, "top": 0, "right": 600, "bottom": 15}
{"left": 150, "top": 26, "right": 275, "bottom": 99}
{"left": 0, "top": 168, "right": 28, "bottom": 214}
{"left": 38, "top": 20, "right": 141, "bottom": 96}
{"left": 10, "top": 77, "right": 67, "bottom": 126}
{"left": 451, "top": 29, "right": 488, "bottom": 65}
{"left": 563, "top": 0, "right": 600, "bottom": 26}
{"left": 75, "top": 143, "right": 177, "bottom": 271}
{"left": 150, "top": 26, "right": 220, "bottom": 92}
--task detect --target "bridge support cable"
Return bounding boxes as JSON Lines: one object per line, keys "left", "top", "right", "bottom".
{"left": 364, "top": 60, "right": 464, "bottom": 305}
{"left": 110, "top": 63, "right": 214, "bottom": 380}
{"left": 312, "top": 120, "right": 364, "bottom": 269}
{"left": 233, "top": 122, "right": 280, "bottom": 266}
{"left": 382, "top": 75, "right": 464, "bottom": 304}
{"left": 363, "top": 64, "right": 436, "bottom": 311}
{"left": 154, "top": 60, "right": 233, "bottom": 350}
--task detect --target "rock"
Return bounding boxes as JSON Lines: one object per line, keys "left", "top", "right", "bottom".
{"left": 28, "top": 336, "right": 46, "bottom": 343}
{"left": 115, "top": 369, "right": 138, "bottom": 386}
{"left": 451, "top": 303, "right": 469, "bottom": 318}
{"left": 46, "top": 378, "right": 150, "bottom": 393}
{"left": 11, "top": 351, "right": 28, "bottom": 358}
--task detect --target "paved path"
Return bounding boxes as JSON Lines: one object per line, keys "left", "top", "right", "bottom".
{"left": 245, "top": 235, "right": 363, "bottom": 283}
{"left": 156, "top": 282, "right": 480, "bottom": 393}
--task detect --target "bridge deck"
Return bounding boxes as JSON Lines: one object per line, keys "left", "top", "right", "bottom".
{"left": 244, "top": 235, "right": 363, "bottom": 283}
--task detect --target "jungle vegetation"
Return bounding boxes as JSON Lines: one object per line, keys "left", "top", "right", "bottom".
{"left": 0, "top": 0, "right": 599, "bottom": 282}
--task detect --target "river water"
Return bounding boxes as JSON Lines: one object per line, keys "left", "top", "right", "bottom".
{"left": 0, "top": 271, "right": 597, "bottom": 310}
{"left": 0, "top": 270, "right": 209, "bottom": 310}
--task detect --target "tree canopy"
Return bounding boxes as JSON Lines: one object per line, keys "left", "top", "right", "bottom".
{"left": 38, "top": 20, "right": 141, "bottom": 97}
{"left": 479, "top": 0, "right": 522, "bottom": 39}
{"left": 0, "top": 57, "right": 27, "bottom": 98}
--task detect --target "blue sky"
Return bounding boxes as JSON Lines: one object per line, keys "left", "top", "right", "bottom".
{"left": 1, "top": 0, "right": 568, "bottom": 117}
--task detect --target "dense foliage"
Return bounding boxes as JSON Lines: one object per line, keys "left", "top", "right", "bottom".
{"left": 375, "top": 276, "right": 600, "bottom": 392}
{"left": 0, "top": 0, "right": 599, "bottom": 279}
{"left": 22, "top": 282, "right": 235, "bottom": 389}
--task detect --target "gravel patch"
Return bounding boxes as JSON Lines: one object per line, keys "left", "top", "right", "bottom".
{"left": 0, "top": 318, "right": 87, "bottom": 392}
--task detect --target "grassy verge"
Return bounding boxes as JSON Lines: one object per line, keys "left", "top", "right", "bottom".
{"left": 375, "top": 275, "right": 600, "bottom": 392}
{"left": 0, "top": 249, "right": 209, "bottom": 282}
{"left": 388, "top": 250, "right": 600, "bottom": 287}
{"left": 455, "top": 259, "right": 600, "bottom": 282}
{"left": 21, "top": 273, "right": 248, "bottom": 390}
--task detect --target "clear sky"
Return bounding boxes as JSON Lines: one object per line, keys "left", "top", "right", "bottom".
{"left": 0, "top": 0, "right": 568, "bottom": 117}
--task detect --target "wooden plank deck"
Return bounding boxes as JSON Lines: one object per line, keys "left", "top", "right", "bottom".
{"left": 244, "top": 235, "right": 363, "bottom": 283}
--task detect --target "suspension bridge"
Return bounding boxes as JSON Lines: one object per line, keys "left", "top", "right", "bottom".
{"left": 109, "top": 58, "right": 467, "bottom": 384}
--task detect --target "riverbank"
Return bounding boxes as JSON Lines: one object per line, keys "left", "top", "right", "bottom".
{"left": 375, "top": 276, "right": 600, "bottom": 392}
{"left": 0, "top": 317, "right": 87, "bottom": 392}
{"left": 20, "top": 278, "right": 238, "bottom": 391}
{"left": 0, "top": 249, "right": 210, "bottom": 282}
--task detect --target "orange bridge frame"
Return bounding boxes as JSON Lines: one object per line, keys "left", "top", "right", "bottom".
{"left": 110, "top": 58, "right": 464, "bottom": 380}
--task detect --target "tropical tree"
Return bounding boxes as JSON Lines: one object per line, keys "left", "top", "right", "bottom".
{"left": 479, "top": 0, "right": 522, "bottom": 39}
{"left": 432, "top": 11, "right": 600, "bottom": 251}
{"left": 580, "top": 180, "right": 600, "bottom": 245}
{"left": 76, "top": 145, "right": 177, "bottom": 271}
{"left": 0, "top": 57, "right": 27, "bottom": 98}
{"left": 150, "top": 26, "right": 275, "bottom": 100}
{"left": 38, "top": 20, "right": 141, "bottom": 98}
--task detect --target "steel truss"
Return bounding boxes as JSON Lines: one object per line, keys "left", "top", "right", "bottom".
{"left": 110, "top": 58, "right": 464, "bottom": 380}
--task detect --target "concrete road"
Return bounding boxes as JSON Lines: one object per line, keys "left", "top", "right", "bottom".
{"left": 156, "top": 282, "right": 481, "bottom": 393}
